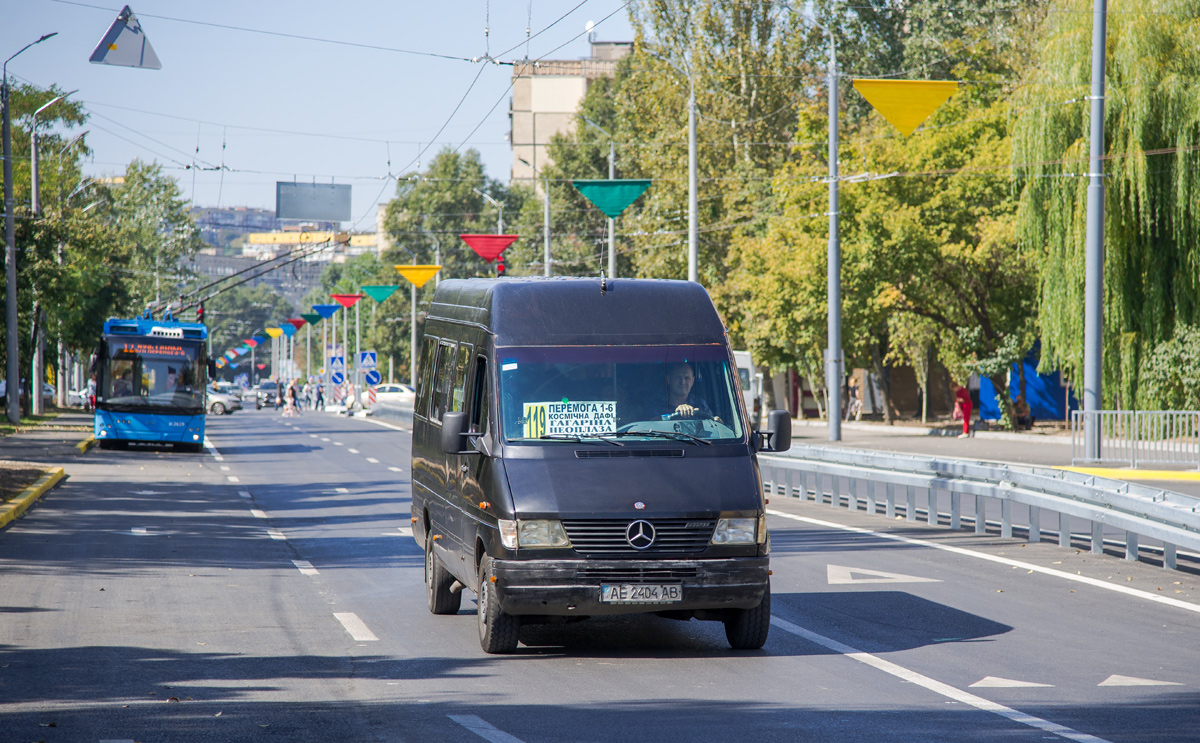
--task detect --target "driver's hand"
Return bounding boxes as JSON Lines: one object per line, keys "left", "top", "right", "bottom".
{"left": 675, "top": 404, "right": 697, "bottom": 418}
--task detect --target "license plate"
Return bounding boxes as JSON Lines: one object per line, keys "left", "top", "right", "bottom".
{"left": 600, "top": 583, "right": 682, "bottom": 604}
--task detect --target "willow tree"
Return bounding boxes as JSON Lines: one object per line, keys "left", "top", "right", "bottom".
{"left": 1014, "top": 0, "right": 1200, "bottom": 408}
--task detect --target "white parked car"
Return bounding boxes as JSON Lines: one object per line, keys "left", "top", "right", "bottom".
{"left": 207, "top": 390, "right": 243, "bottom": 415}
{"left": 373, "top": 383, "right": 415, "bottom": 405}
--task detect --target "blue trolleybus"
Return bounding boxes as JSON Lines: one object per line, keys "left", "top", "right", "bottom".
{"left": 94, "top": 315, "right": 211, "bottom": 451}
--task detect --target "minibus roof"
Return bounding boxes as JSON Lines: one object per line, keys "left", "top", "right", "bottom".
{"left": 428, "top": 277, "right": 727, "bottom": 347}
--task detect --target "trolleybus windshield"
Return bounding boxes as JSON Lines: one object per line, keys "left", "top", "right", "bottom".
{"left": 101, "top": 338, "right": 205, "bottom": 413}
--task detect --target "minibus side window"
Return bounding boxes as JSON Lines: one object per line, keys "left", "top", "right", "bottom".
{"left": 450, "top": 344, "right": 472, "bottom": 413}
{"left": 431, "top": 341, "right": 457, "bottom": 423}
{"left": 415, "top": 338, "right": 437, "bottom": 419}
{"left": 470, "top": 357, "right": 489, "bottom": 434}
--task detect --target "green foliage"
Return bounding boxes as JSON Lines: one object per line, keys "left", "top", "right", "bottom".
{"left": 1136, "top": 324, "right": 1200, "bottom": 410}
{"left": 1014, "top": 0, "right": 1200, "bottom": 405}
{"left": 202, "top": 284, "right": 293, "bottom": 368}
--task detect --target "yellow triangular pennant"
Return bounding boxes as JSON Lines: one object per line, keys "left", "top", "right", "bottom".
{"left": 394, "top": 264, "right": 442, "bottom": 289}
{"left": 852, "top": 80, "right": 959, "bottom": 137}
{"left": 264, "top": 327, "right": 284, "bottom": 338}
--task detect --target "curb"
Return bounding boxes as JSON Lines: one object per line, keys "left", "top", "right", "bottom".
{"left": 75, "top": 436, "right": 96, "bottom": 453}
{"left": 0, "top": 466, "right": 66, "bottom": 529}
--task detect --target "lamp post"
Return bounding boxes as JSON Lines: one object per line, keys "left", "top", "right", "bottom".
{"left": 651, "top": 51, "right": 698, "bottom": 283}
{"left": 5, "top": 31, "right": 59, "bottom": 425}
{"left": 584, "top": 118, "right": 618, "bottom": 278}
{"left": 473, "top": 188, "right": 503, "bottom": 235}
{"left": 825, "top": 25, "right": 842, "bottom": 443}
{"left": 418, "top": 223, "right": 441, "bottom": 286}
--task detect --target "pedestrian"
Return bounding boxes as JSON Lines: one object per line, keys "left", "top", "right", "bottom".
{"left": 954, "top": 384, "right": 973, "bottom": 438}
{"left": 314, "top": 380, "right": 324, "bottom": 410}
{"left": 1012, "top": 394, "right": 1035, "bottom": 431}
{"left": 86, "top": 372, "right": 97, "bottom": 411}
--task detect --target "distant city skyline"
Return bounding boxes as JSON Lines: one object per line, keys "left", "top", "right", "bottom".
{"left": 6, "top": 1, "right": 635, "bottom": 229}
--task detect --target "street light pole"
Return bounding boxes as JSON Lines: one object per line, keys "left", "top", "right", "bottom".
{"left": 584, "top": 118, "right": 618, "bottom": 278}
{"left": 544, "top": 174, "right": 551, "bottom": 277}
{"left": 1083, "top": 0, "right": 1108, "bottom": 460}
{"left": 826, "top": 27, "right": 842, "bottom": 442}
{"left": 4, "top": 32, "right": 59, "bottom": 425}
{"left": 651, "top": 51, "right": 698, "bottom": 283}
{"left": 687, "top": 66, "right": 698, "bottom": 284}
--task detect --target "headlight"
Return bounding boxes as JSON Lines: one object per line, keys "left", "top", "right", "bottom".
{"left": 711, "top": 517, "right": 758, "bottom": 545}
{"left": 497, "top": 519, "right": 518, "bottom": 550}
{"left": 517, "top": 519, "right": 571, "bottom": 548}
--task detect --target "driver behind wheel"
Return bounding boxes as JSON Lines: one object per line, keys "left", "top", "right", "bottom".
{"left": 660, "top": 361, "right": 719, "bottom": 422}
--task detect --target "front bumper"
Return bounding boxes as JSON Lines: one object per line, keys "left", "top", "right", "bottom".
{"left": 492, "top": 556, "right": 769, "bottom": 616}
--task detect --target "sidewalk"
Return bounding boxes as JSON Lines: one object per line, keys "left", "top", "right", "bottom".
{"left": 785, "top": 418, "right": 1200, "bottom": 498}
{"left": 0, "top": 411, "right": 92, "bottom": 466}
{"left": 0, "top": 411, "right": 90, "bottom": 527}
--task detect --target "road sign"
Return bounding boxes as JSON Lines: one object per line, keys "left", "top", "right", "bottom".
{"left": 331, "top": 372, "right": 345, "bottom": 385}
{"left": 365, "top": 370, "right": 381, "bottom": 385}
{"left": 330, "top": 356, "right": 345, "bottom": 374}
{"left": 359, "top": 351, "right": 377, "bottom": 370}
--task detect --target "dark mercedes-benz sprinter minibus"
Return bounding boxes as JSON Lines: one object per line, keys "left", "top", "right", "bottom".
{"left": 411, "top": 277, "right": 791, "bottom": 653}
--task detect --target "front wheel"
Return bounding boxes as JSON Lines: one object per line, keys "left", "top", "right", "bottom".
{"left": 724, "top": 581, "right": 771, "bottom": 650}
{"left": 477, "top": 556, "right": 520, "bottom": 654}
{"left": 425, "top": 531, "right": 461, "bottom": 615}
{"left": 211, "top": 402, "right": 225, "bottom": 415}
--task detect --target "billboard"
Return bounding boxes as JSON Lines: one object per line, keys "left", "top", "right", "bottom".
{"left": 276, "top": 182, "right": 351, "bottom": 222}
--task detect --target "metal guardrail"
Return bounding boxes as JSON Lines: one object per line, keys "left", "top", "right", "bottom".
{"left": 1072, "top": 410, "right": 1200, "bottom": 468}
{"left": 760, "top": 444, "right": 1200, "bottom": 571}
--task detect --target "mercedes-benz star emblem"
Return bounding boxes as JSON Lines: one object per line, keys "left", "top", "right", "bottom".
{"left": 626, "top": 520, "right": 656, "bottom": 550}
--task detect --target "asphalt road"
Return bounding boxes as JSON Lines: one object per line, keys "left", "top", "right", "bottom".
{"left": 1, "top": 408, "right": 1197, "bottom": 742}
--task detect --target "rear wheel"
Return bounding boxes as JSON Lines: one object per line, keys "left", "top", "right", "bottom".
{"left": 425, "top": 531, "right": 460, "bottom": 615}
{"left": 211, "top": 402, "right": 225, "bottom": 415}
{"left": 477, "top": 556, "right": 520, "bottom": 654}
{"left": 724, "top": 581, "right": 771, "bottom": 650}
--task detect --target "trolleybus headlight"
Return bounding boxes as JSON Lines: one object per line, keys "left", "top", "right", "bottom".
{"left": 517, "top": 519, "right": 571, "bottom": 548}
{"left": 711, "top": 517, "right": 757, "bottom": 545}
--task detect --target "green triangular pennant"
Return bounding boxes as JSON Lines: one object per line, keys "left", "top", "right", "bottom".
{"left": 361, "top": 285, "right": 401, "bottom": 303}
{"left": 573, "top": 180, "right": 652, "bottom": 219}
{"left": 300, "top": 313, "right": 323, "bottom": 326}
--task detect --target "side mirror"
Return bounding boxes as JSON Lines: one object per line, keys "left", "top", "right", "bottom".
{"left": 441, "top": 411, "right": 483, "bottom": 455}
{"left": 761, "top": 409, "right": 791, "bottom": 452}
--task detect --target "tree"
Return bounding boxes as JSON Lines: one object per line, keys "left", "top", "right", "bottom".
{"left": 1014, "top": 0, "right": 1200, "bottom": 407}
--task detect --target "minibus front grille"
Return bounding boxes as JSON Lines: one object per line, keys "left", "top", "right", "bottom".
{"left": 561, "top": 519, "right": 715, "bottom": 556}
{"left": 576, "top": 566, "right": 701, "bottom": 583}
{"left": 575, "top": 449, "right": 684, "bottom": 458}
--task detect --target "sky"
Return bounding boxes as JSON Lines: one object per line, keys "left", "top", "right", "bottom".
{"left": 5, "top": 0, "right": 637, "bottom": 231}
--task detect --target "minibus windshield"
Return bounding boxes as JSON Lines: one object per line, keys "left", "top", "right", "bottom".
{"left": 498, "top": 346, "right": 745, "bottom": 443}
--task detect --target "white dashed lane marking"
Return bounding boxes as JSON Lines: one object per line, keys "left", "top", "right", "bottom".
{"left": 292, "top": 560, "right": 318, "bottom": 576}
{"left": 238, "top": 490, "right": 252, "bottom": 499}
{"left": 250, "top": 509, "right": 267, "bottom": 519}
{"left": 348, "top": 448, "right": 360, "bottom": 454}
{"left": 333, "top": 612, "right": 378, "bottom": 641}
{"left": 366, "top": 457, "right": 380, "bottom": 464}
{"left": 449, "top": 715, "right": 527, "bottom": 743}
{"left": 388, "top": 466, "right": 403, "bottom": 473}
{"left": 226, "top": 476, "right": 240, "bottom": 483}
{"left": 267, "top": 528, "right": 286, "bottom": 541}
{"left": 131, "top": 527, "right": 147, "bottom": 536}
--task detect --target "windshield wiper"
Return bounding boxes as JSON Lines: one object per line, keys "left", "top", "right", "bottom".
{"left": 538, "top": 434, "right": 623, "bottom": 446}
{"left": 604, "top": 430, "right": 712, "bottom": 446}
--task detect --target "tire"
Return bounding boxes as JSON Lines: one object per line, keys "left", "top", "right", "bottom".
{"left": 211, "top": 402, "right": 225, "bottom": 415}
{"left": 425, "top": 530, "right": 461, "bottom": 615}
{"left": 724, "top": 580, "right": 771, "bottom": 650}
{"left": 477, "top": 556, "right": 520, "bottom": 654}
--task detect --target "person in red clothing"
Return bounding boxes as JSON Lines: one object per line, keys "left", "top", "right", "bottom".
{"left": 953, "top": 384, "right": 973, "bottom": 438}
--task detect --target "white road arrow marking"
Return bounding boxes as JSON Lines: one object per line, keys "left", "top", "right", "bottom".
{"left": 970, "top": 676, "right": 1054, "bottom": 688}
{"left": 827, "top": 564, "right": 942, "bottom": 585}
{"left": 1098, "top": 674, "right": 1183, "bottom": 687}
